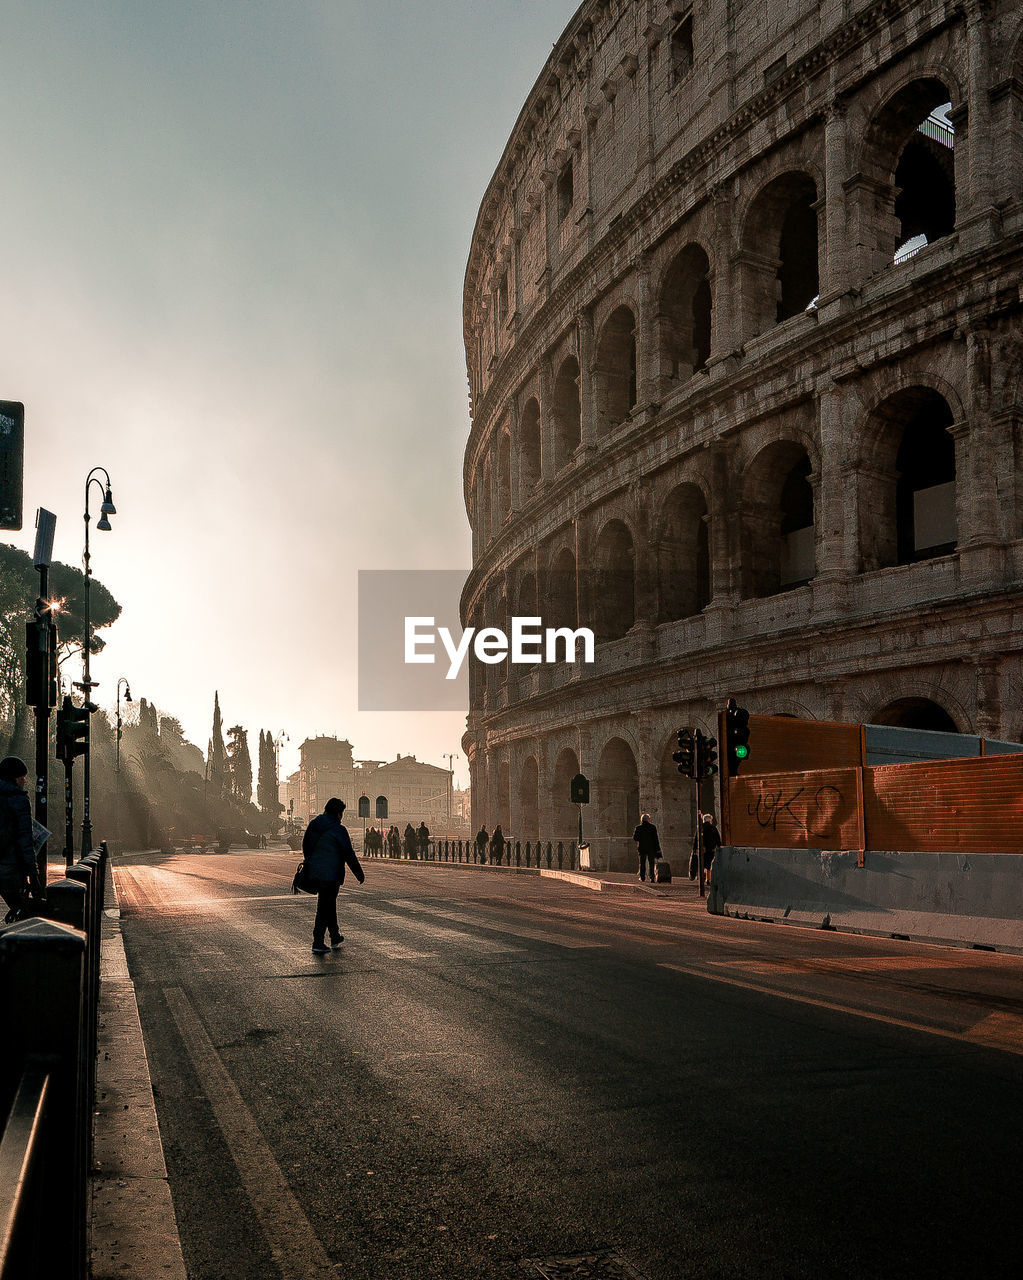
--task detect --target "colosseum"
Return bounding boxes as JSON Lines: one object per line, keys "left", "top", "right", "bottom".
{"left": 461, "top": 0, "right": 1023, "bottom": 870}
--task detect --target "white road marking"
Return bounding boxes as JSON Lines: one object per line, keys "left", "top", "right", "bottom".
{"left": 163, "top": 987, "right": 336, "bottom": 1279}
{"left": 659, "top": 962, "right": 1023, "bottom": 1057}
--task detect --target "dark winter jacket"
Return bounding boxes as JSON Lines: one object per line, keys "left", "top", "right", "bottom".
{"left": 302, "top": 813, "right": 365, "bottom": 885}
{"left": 632, "top": 819, "right": 660, "bottom": 855}
{"left": 0, "top": 779, "right": 35, "bottom": 876}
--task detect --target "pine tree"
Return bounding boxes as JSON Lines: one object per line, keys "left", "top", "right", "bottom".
{"left": 257, "top": 730, "right": 279, "bottom": 817}
{"left": 209, "top": 692, "right": 228, "bottom": 799}
{"left": 227, "top": 725, "right": 253, "bottom": 805}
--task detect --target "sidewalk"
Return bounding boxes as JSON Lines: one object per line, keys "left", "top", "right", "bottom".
{"left": 91, "top": 866, "right": 187, "bottom": 1279}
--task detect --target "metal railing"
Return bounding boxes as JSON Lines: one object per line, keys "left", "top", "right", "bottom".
{"left": 360, "top": 836, "right": 581, "bottom": 872}
{"left": 0, "top": 841, "right": 108, "bottom": 1280}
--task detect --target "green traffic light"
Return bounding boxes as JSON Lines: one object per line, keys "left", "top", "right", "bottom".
{"left": 735, "top": 745, "right": 749, "bottom": 759}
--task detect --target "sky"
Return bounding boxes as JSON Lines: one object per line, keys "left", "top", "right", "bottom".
{"left": 0, "top": 0, "right": 581, "bottom": 788}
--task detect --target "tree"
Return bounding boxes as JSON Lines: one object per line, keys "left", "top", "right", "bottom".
{"left": 0, "top": 542, "right": 121, "bottom": 758}
{"left": 257, "top": 730, "right": 281, "bottom": 822}
{"left": 208, "top": 692, "right": 227, "bottom": 800}
{"left": 227, "top": 725, "right": 252, "bottom": 805}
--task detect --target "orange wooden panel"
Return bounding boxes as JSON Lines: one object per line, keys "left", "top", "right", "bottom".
{"left": 728, "top": 768, "right": 863, "bottom": 850}
{"left": 740, "top": 715, "right": 861, "bottom": 775}
{"left": 864, "top": 754, "right": 1023, "bottom": 854}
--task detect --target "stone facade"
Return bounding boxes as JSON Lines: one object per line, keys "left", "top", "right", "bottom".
{"left": 461, "top": 0, "right": 1023, "bottom": 869}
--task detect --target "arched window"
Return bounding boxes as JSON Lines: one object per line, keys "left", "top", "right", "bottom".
{"left": 594, "top": 521, "right": 635, "bottom": 639}
{"left": 519, "top": 398, "right": 541, "bottom": 491}
{"left": 742, "top": 173, "right": 819, "bottom": 335}
{"left": 552, "top": 357, "right": 581, "bottom": 470}
{"left": 861, "top": 388, "right": 956, "bottom": 570}
{"left": 742, "top": 442, "right": 816, "bottom": 598}
{"left": 519, "top": 757, "right": 540, "bottom": 841}
{"left": 659, "top": 244, "right": 712, "bottom": 383}
{"left": 594, "top": 306, "right": 637, "bottom": 433}
{"left": 859, "top": 81, "right": 957, "bottom": 272}
{"left": 548, "top": 547, "right": 577, "bottom": 631}
{"left": 658, "top": 484, "right": 710, "bottom": 621}
{"left": 551, "top": 747, "right": 581, "bottom": 840}
{"left": 497, "top": 431, "right": 511, "bottom": 525}
{"left": 596, "top": 738, "right": 639, "bottom": 840}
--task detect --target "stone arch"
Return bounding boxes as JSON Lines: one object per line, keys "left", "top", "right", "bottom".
{"left": 741, "top": 171, "right": 820, "bottom": 336}
{"left": 497, "top": 758, "right": 511, "bottom": 831}
{"left": 496, "top": 429, "right": 511, "bottom": 525}
{"left": 857, "top": 77, "right": 957, "bottom": 271}
{"left": 657, "top": 243, "right": 712, "bottom": 384}
{"left": 595, "top": 736, "right": 639, "bottom": 841}
{"left": 741, "top": 440, "right": 816, "bottom": 598}
{"left": 548, "top": 545, "right": 578, "bottom": 631}
{"left": 518, "top": 756, "right": 540, "bottom": 841}
{"left": 656, "top": 482, "right": 710, "bottom": 622}
{"left": 550, "top": 745, "right": 580, "bottom": 841}
{"left": 593, "top": 519, "right": 636, "bottom": 640}
{"left": 859, "top": 387, "right": 956, "bottom": 571}
{"left": 871, "top": 697, "right": 960, "bottom": 733}
{"left": 594, "top": 306, "right": 638, "bottom": 434}
{"left": 552, "top": 356, "right": 581, "bottom": 470}
{"left": 519, "top": 397, "right": 541, "bottom": 491}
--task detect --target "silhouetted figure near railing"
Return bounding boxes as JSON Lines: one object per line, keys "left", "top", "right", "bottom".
{"left": 632, "top": 812, "right": 660, "bottom": 883}
{"left": 489, "top": 825, "right": 505, "bottom": 865}
{"left": 475, "top": 825, "right": 488, "bottom": 863}
{"left": 404, "top": 823, "right": 417, "bottom": 859}
{"left": 417, "top": 821, "right": 430, "bottom": 859}
{"left": 0, "top": 756, "right": 42, "bottom": 923}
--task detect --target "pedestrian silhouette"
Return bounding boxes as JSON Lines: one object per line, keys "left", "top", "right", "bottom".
{"left": 301, "top": 798, "right": 364, "bottom": 954}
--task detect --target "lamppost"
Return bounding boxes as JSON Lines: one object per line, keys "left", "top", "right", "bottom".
{"left": 274, "top": 731, "right": 289, "bottom": 829}
{"left": 444, "top": 753, "right": 457, "bottom": 823}
{"left": 78, "top": 466, "right": 116, "bottom": 855}
{"left": 114, "top": 678, "right": 132, "bottom": 851}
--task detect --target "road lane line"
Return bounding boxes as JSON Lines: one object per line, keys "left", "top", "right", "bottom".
{"left": 163, "top": 986, "right": 336, "bottom": 1278}
{"left": 350, "top": 899, "right": 609, "bottom": 950}
{"left": 658, "top": 962, "right": 1023, "bottom": 1057}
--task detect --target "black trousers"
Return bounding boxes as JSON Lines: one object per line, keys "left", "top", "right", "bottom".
{"left": 637, "top": 849, "right": 658, "bottom": 880}
{"left": 313, "top": 881, "right": 341, "bottom": 943}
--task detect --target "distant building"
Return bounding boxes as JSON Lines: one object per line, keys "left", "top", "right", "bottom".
{"left": 282, "top": 741, "right": 456, "bottom": 831}
{"left": 356, "top": 755, "right": 455, "bottom": 832}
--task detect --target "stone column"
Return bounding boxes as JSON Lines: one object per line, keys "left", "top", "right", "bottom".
{"left": 508, "top": 399, "right": 523, "bottom": 513}
{"left": 818, "top": 98, "right": 851, "bottom": 314}
{"left": 961, "top": 0, "right": 996, "bottom": 242}
{"left": 812, "top": 383, "right": 852, "bottom": 617}
{"left": 539, "top": 355, "right": 556, "bottom": 480}
{"left": 636, "top": 250, "right": 658, "bottom": 407}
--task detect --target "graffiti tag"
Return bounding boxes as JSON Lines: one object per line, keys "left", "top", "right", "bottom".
{"left": 747, "top": 784, "right": 844, "bottom": 839}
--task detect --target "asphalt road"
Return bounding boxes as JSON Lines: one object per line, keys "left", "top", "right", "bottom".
{"left": 115, "top": 849, "right": 1023, "bottom": 1280}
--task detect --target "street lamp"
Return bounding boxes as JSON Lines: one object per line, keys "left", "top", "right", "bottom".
{"left": 78, "top": 466, "right": 116, "bottom": 855}
{"left": 274, "top": 731, "right": 289, "bottom": 830}
{"left": 444, "top": 753, "right": 457, "bottom": 824}
{"left": 115, "top": 678, "right": 132, "bottom": 851}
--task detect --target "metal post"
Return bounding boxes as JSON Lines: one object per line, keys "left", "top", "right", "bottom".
{"left": 81, "top": 507, "right": 92, "bottom": 856}
{"left": 33, "top": 566, "right": 50, "bottom": 895}
{"left": 63, "top": 756, "right": 75, "bottom": 871}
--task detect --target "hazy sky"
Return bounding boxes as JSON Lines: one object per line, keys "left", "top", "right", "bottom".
{"left": 0, "top": 0, "right": 580, "bottom": 787}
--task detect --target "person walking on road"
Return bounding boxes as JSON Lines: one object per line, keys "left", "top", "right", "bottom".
{"left": 302, "top": 798, "right": 364, "bottom": 954}
{"left": 700, "top": 811, "right": 721, "bottom": 881}
{"left": 0, "top": 757, "right": 42, "bottom": 924}
{"left": 632, "top": 812, "right": 660, "bottom": 882}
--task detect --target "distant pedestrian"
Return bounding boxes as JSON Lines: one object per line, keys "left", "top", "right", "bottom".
{"left": 489, "top": 825, "right": 505, "bottom": 865}
{"left": 389, "top": 826, "right": 401, "bottom": 857}
{"left": 404, "top": 823, "right": 417, "bottom": 859}
{"left": 0, "top": 757, "right": 41, "bottom": 924}
{"left": 301, "top": 798, "right": 364, "bottom": 954}
{"left": 632, "top": 812, "right": 660, "bottom": 882}
{"left": 475, "top": 825, "right": 489, "bottom": 863}
{"left": 700, "top": 812, "right": 721, "bottom": 880}
{"left": 417, "top": 821, "right": 430, "bottom": 859}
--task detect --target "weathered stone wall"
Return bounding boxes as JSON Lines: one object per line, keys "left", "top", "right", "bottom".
{"left": 462, "top": 0, "right": 1023, "bottom": 868}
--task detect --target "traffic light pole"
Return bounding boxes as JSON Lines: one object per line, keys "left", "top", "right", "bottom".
{"left": 63, "top": 757, "right": 75, "bottom": 869}
{"left": 31, "top": 566, "right": 51, "bottom": 896}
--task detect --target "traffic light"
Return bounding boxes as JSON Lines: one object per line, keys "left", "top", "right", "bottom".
{"left": 672, "top": 727, "right": 695, "bottom": 778}
{"left": 570, "top": 773, "right": 590, "bottom": 804}
{"left": 56, "top": 696, "right": 90, "bottom": 762}
{"left": 725, "top": 698, "right": 751, "bottom": 775}
{"left": 696, "top": 731, "right": 718, "bottom": 778}
{"left": 25, "top": 604, "right": 57, "bottom": 709}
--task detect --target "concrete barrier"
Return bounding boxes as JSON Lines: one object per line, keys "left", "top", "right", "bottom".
{"left": 708, "top": 846, "right": 1023, "bottom": 953}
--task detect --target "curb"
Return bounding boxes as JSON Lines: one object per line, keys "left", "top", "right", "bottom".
{"left": 91, "top": 869, "right": 187, "bottom": 1279}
